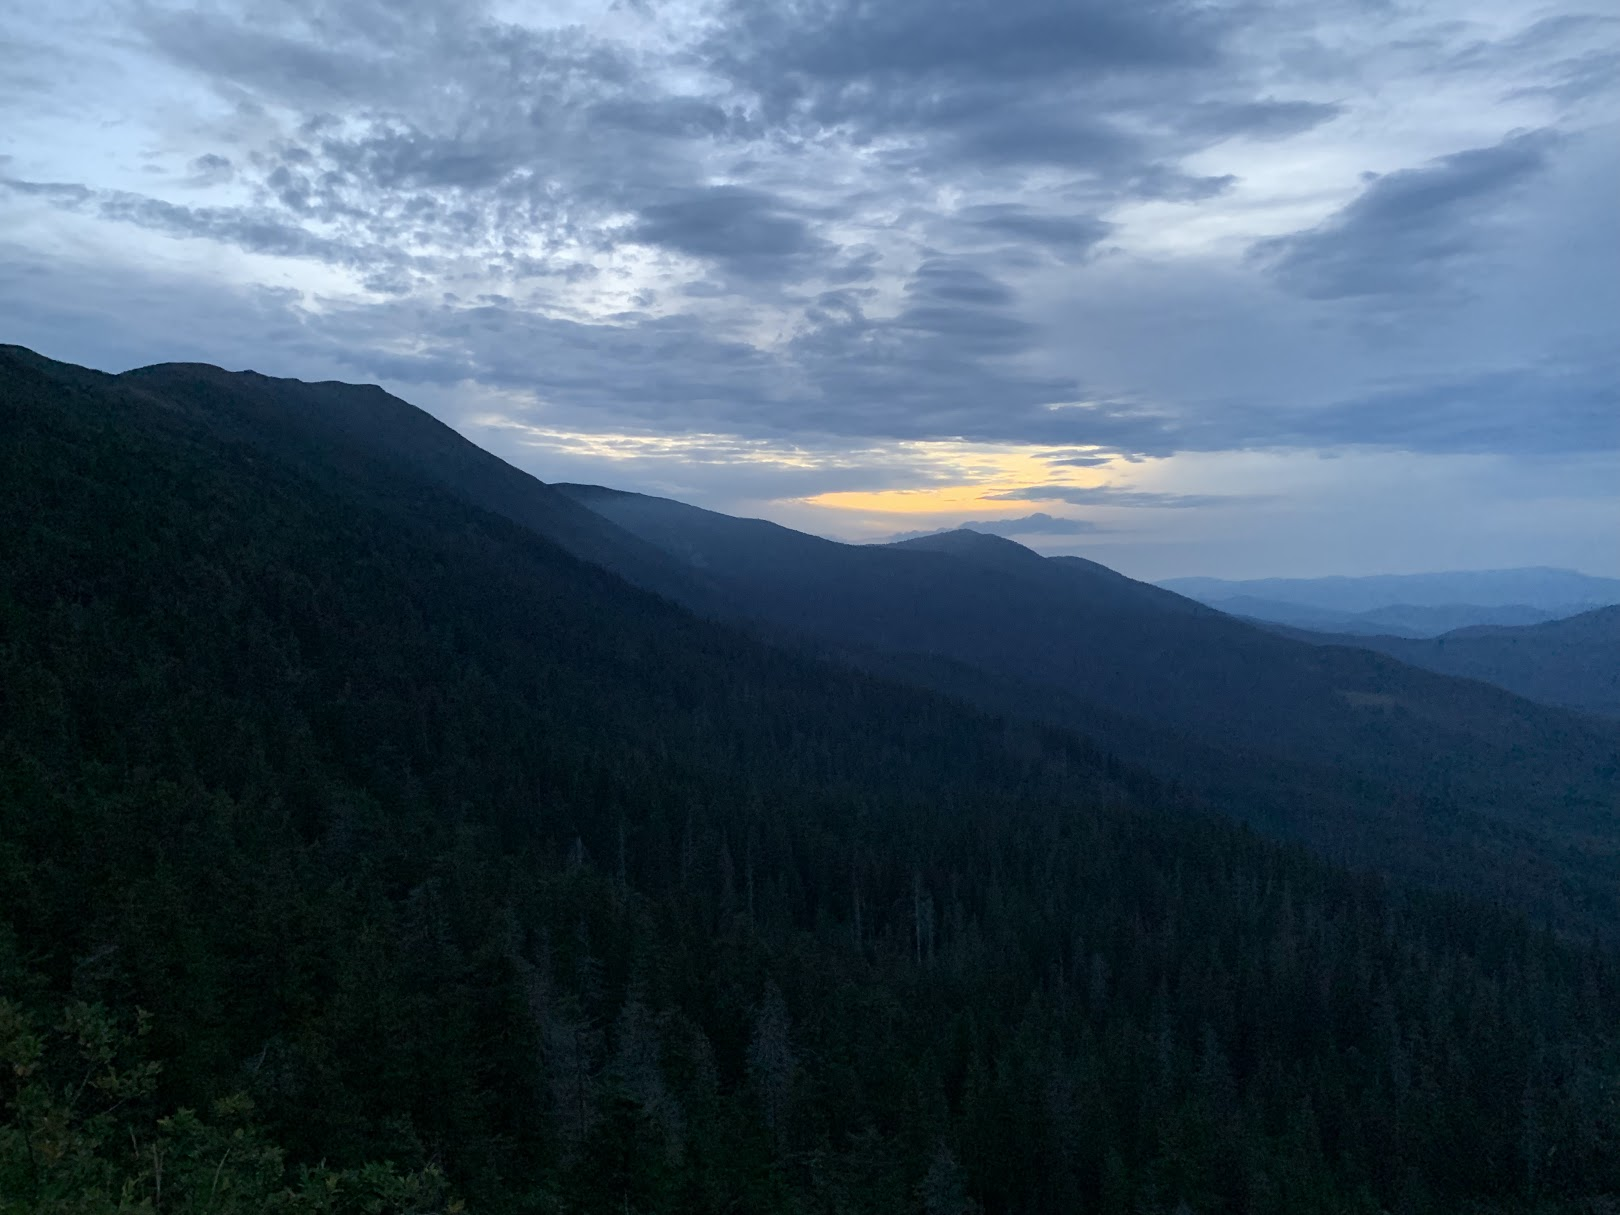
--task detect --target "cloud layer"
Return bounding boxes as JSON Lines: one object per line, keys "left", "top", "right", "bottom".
{"left": 1, "top": 0, "right": 1616, "bottom": 574}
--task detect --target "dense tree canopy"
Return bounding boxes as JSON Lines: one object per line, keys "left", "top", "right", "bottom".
{"left": 4, "top": 346, "right": 1620, "bottom": 1213}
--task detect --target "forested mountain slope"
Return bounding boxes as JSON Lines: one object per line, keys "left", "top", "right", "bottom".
{"left": 117, "top": 359, "right": 724, "bottom": 612}
{"left": 51, "top": 356, "right": 1620, "bottom": 929}
{"left": 40, "top": 352, "right": 1620, "bottom": 927}
{"left": 552, "top": 485, "right": 1620, "bottom": 812}
{"left": 8, "top": 343, "right": 1620, "bottom": 1212}
{"left": 1280, "top": 606, "right": 1620, "bottom": 719}
{"left": 92, "top": 360, "right": 1620, "bottom": 881}
{"left": 555, "top": 486, "right": 1620, "bottom": 910}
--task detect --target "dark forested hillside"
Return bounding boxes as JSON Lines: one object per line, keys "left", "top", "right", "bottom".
{"left": 6, "top": 344, "right": 1620, "bottom": 1214}
{"left": 547, "top": 489, "right": 1620, "bottom": 819}
{"left": 114, "top": 359, "right": 724, "bottom": 613}
{"left": 548, "top": 485, "right": 1620, "bottom": 828}
{"left": 91, "top": 364, "right": 1620, "bottom": 930}
{"left": 555, "top": 485, "right": 1620, "bottom": 932}
{"left": 1280, "top": 607, "right": 1620, "bottom": 720}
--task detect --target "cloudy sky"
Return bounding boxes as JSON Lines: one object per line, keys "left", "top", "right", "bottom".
{"left": 3, "top": 0, "right": 1616, "bottom": 578}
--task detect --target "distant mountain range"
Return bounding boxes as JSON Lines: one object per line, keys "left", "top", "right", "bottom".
{"left": 1161, "top": 569, "right": 1620, "bottom": 637}
{"left": 1166, "top": 570, "right": 1620, "bottom": 711}
{"left": 1274, "top": 605, "right": 1620, "bottom": 720}
{"left": 1160, "top": 568, "right": 1620, "bottom": 611}
{"left": 1204, "top": 595, "right": 1600, "bottom": 637}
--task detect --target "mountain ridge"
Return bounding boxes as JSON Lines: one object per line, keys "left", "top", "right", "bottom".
{"left": 12, "top": 341, "right": 1620, "bottom": 1212}
{"left": 1278, "top": 604, "right": 1620, "bottom": 719}
{"left": 1162, "top": 567, "right": 1620, "bottom": 615}
{"left": 113, "top": 358, "right": 729, "bottom": 614}
{"left": 13, "top": 345, "right": 1619, "bottom": 932}
{"left": 549, "top": 481, "right": 1620, "bottom": 932}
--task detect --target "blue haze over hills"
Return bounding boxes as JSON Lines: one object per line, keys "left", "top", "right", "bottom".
{"left": 1159, "top": 568, "right": 1620, "bottom": 637}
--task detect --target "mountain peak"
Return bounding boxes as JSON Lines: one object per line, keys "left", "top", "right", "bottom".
{"left": 888, "top": 527, "right": 1044, "bottom": 562}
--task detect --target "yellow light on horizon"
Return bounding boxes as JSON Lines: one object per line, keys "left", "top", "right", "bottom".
{"left": 798, "top": 444, "right": 1115, "bottom": 517}
{"left": 801, "top": 485, "right": 1057, "bottom": 516}
{"left": 470, "top": 412, "right": 1124, "bottom": 525}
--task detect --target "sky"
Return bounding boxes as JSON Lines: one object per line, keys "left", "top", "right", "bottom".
{"left": 2, "top": 0, "right": 1616, "bottom": 579}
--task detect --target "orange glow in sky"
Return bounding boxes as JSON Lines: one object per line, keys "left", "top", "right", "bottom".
{"left": 799, "top": 445, "right": 1115, "bottom": 517}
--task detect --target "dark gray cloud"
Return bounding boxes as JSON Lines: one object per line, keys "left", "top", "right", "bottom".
{"left": 883, "top": 512, "right": 1104, "bottom": 541}
{"left": 1269, "top": 359, "right": 1620, "bottom": 456}
{"left": 933, "top": 105, "right": 1141, "bottom": 171}
{"left": 958, "top": 205, "right": 1113, "bottom": 257}
{"left": 710, "top": 0, "right": 1233, "bottom": 154}
{"left": 1252, "top": 130, "right": 1559, "bottom": 300}
{"left": 1044, "top": 451, "right": 1125, "bottom": 468}
{"left": 705, "top": 0, "right": 1333, "bottom": 191}
{"left": 628, "top": 186, "right": 830, "bottom": 279}
{"left": 906, "top": 259, "right": 1017, "bottom": 308}
{"left": 1182, "top": 99, "right": 1344, "bottom": 142}
{"left": 5, "top": 216, "right": 1614, "bottom": 464}
{"left": 588, "top": 96, "right": 738, "bottom": 140}
{"left": 1128, "top": 166, "right": 1237, "bottom": 202}
{"left": 1443, "top": 13, "right": 1620, "bottom": 89}
{"left": 776, "top": 263, "right": 1184, "bottom": 445}
{"left": 1505, "top": 50, "right": 1620, "bottom": 106}
{"left": 187, "top": 153, "right": 235, "bottom": 186}
{"left": 0, "top": 241, "right": 1172, "bottom": 452}
{"left": 125, "top": 2, "right": 754, "bottom": 281}
{"left": 720, "top": 0, "right": 1223, "bottom": 87}
{"left": 1, "top": 176, "right": 429, "bottom": 292}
